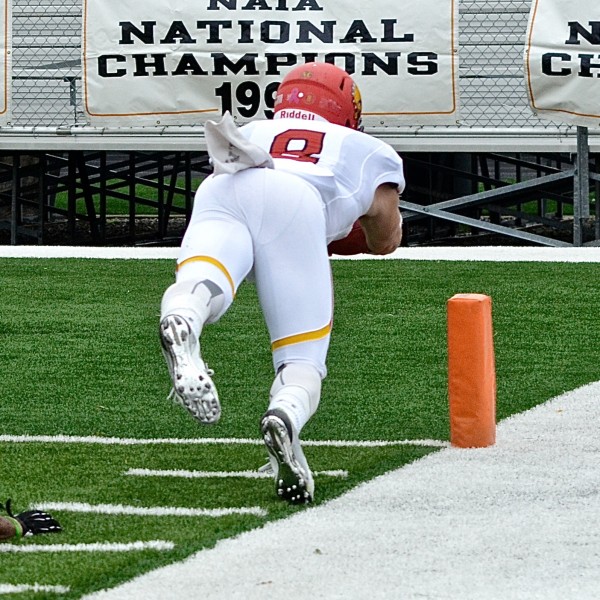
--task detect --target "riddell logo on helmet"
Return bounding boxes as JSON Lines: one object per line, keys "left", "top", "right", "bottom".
{"left": 278, "top": 109, "right": 317, "bottom": 120}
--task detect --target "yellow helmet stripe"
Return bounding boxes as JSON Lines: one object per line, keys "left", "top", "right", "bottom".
{"left": 271, "top": 322, "right": 332, "bottom": 351}
{"left": 176, "top": 255, "right": 235, "bottom": 297}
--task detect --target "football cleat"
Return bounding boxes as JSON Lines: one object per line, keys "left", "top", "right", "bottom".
{"left": 260, "top": 408, "right": 314, "bottom": 504}
{"left": 160, "top": 314, "right": 221, "bottom": 425}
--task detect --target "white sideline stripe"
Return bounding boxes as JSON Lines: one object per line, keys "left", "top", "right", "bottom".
{"left": 0, "top": 247, "right": 180, "bottom": 260}
{"left": 83, "top": 382, "right": 600, "bottom": 600}
{"left": 0, "top": 584, "right": 70, "bottom": 594}
{"left": 2, "top": 245, "right": 600, "bottom": 262}
{"left": 124, "top": 468, "right": 349, "bottom": 479}
{"left": 0, "top": 434, "right": 448, "bottom": 448}
{"left": 35, "top": 502, "right": 267, "bottom": 518}
{"left": 0, "top": 541, "right": 174, "bottom": 554}
{"left": 333, "top": 246, "right": 600, "bottom": 262}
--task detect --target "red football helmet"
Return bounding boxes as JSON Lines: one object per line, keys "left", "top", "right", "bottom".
{"left": 274, "top": 62, "right": 362, "bottom": 130}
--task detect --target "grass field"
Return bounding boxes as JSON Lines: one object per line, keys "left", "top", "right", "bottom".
{"left": 1, "top": 254, "right": 599, "bottom": 599}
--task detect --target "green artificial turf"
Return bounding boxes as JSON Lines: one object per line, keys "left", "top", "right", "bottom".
{"left": 1, "top": 257, "right": 599, "bottom": 598}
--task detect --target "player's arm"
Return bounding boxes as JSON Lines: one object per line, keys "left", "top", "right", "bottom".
{"left": 358, "top": 183, "right": 402, "bottom": 255}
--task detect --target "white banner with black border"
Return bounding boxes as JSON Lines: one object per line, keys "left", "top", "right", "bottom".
{"left": 82, "top": 0, "right": 458, "bottom": 128}
{"left": 525, "top": 0, "right": 600, "bottom": 128}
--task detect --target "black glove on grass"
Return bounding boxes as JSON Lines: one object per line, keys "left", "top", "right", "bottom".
{"left": 0, "top": 498, "right": 62, "bottom": 539}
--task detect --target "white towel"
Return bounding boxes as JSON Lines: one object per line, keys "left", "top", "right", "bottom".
{"left": 204, "top": 112, "right": 274, "bottom": 175}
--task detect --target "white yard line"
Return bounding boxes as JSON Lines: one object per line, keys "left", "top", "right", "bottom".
{"left": 0, "top": 541, "right": 174, "bottom": 554}
{"left": 35, "top": 503, "right": 266, "bottom": 518}
{"left": 83, "top": 382, "right": 600, "bottom": 600}
{"left": 125, "top": 468, "right": 349, "bottom": 479}
{"left": 0, "top": 584, "right": 70, "bottom": 594}
{"left": 0, "top": 434, "right": 448, "bottom": 448}
{"left": 2, "top": 245, "right": 600, "bottom": 262}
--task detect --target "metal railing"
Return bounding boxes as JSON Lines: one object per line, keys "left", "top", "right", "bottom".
{"left": 2, "top": 1, "right": 598, "bottom": 248}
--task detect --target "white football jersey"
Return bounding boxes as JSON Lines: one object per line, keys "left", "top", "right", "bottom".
{"left": 240, "top": 118, "right": 405, "bottom": 242}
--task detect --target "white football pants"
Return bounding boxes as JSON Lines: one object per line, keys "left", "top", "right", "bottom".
{"left": 166, "top": 167, "right": 333, "bottom": 378}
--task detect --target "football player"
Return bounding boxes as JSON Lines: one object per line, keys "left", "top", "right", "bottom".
{"left": 159, "top": 62, "right": 405, "bottom": 504}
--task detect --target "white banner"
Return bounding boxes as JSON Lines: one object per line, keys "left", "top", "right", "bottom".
{"left": 525, "top": 0, "right": 600, "bottom": 128}
{"left": 82, "top": 0, "right": 458, "bottom": 128}
{"left": 0, "top": 0, "right": 10, "bottom": 125}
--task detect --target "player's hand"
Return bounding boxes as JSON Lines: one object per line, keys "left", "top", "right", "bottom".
{"left": 0, "top": 498, "right": 62, "bottom": 538}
